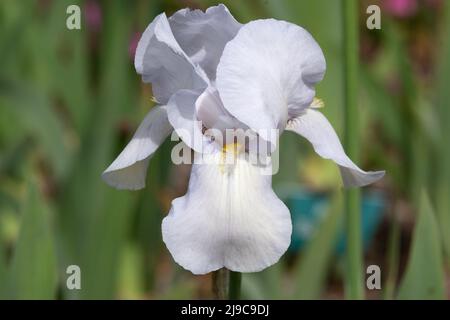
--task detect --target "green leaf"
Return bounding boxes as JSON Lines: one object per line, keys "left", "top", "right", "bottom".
{"left": 0, "top": 77, "right": 70, "bottom": 179}
{"left": 57, "top": 1, "right": 136, "bottom": 299}
{"left": 294, "top": 194, "right": 343, "bottom": 299}
{"left": 117, "top": 242, "right": 145, "bottom": 299}
{"left": 0, "top": 243, "right": 6, "bottom": 299}
{"left": 397, "top": 192, "right": 445, "bottom": 300}
{"left": 435, "top": 1, "right": 450, "bottom": 263}
{"left": 8, "top": 181, "right": 57, "bottom": 299}
{"left": 241, "top": 263, "right": 283, "bottom": 299}
{"left": 79, "top": 189, "right": 133, "bottom": 299}
{"left": 157, "top": 278, "right": 196, "bottom": 300}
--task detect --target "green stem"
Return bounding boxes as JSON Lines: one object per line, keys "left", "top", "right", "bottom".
{"left": 342, "top": 0, "right": 364, "bottom": 299}
{"left": 212, "top": 269, "right": 241, "bottom": 299}
{"left": 229, "top": 271, "right": 242, "bottom": 300}
{"left": 212, "top": 268, "right": 229, "bottom": 299}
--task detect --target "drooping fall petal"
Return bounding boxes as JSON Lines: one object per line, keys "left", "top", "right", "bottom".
{"left": 286, "top": 108, "right": 385, "bottom": 187}
{"left": 162, "top": 151, "right": 292, "bottom": 274}
{"left": 102, "top": 106, "right": 172, "bottom": 190}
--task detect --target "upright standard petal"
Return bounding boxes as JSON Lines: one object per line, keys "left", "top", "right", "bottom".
{"left": 195, "top": 86, "right": 243, "bottom": 132}
{"left": 135, "top": 13, "right": 207, "bottom": 104}
{"left": 286, "top": 109, "right": 385, "bottom": 187}
{"left": 216, "top": 19, "right": 326, "bottom": 142}
{"left": 195, "top": 87, "right": 274, "bottom": 156}
{"left": 166, "top": 89, "right": 218, "bottom": 154}
{"left": 162, "top": 151, "right": 292, "bottom": 274}
{"left": 169, "top": 4, "right": 241, "bottom": 81}
{"left": 102, "top": 106, "right": 172, "bottom": 190}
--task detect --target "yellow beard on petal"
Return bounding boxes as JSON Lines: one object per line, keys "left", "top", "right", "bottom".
{"left": 219, "top": 142, "right": 243, "bottom": 174}
{"left": 222, "top": 142, "right": 242, "bottom": 154}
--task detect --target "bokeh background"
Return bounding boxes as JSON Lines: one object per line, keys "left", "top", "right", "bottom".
{"left": 0, "top": 0, "right": 449, "bottom": 299}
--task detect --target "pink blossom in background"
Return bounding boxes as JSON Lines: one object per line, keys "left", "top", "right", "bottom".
{"left": 129, "top": 32, "right": 141, "bottom": 60}
{"left": 384, "top": 0, "right": 418, "bottom": 18}
{"left": 84, "top": 0, "right": 102, "bottom": 32}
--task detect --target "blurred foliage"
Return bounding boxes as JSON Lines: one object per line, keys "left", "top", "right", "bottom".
{"left": 8, "top": 180, "right": 57, "bottom": 299}
{"left": 397, "top": 192, "right": 445, "bottom": 299}
{"left": 0, "top": 0, "right": 449, "bottom": 299}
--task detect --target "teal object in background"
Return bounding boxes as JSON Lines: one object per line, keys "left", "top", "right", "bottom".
{"left": 279, "top": 187, "right": 385, "bottom": 254}
{"left": 335, "top": 192, "right": 385, "bottom": 255}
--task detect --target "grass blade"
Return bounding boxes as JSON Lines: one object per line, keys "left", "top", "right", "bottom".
{"left": 397, "top": 192, "right": 445, "bottom": 299}
{"left": 8, "top": 181, "right": 57, "bottom": 299}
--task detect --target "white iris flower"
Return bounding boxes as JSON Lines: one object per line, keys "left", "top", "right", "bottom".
{"left": 102, "top": 4, "right": 384, "bottom": 275}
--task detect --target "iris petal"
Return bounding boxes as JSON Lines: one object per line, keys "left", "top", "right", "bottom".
{"left": 162, "top": 151, "right": 292, "bottom": 274}
{"left": 166, "top": 89, "right": 218, "bottom": 154}
{"left": 286, "top": 109, "right": 385, "bottom": 187}
{"left": 169, "top": 4, "right": 241, "bottom": 81}
{"left": 135, "top": 13, "right": 208, "bottom": 104}
{"left": 102, "top": 106, "right": 172, "bottom": 190}
{"left": 195, "top": 86, "right": 244, "bottom": 132}
{"left": 216, "top": 19, "right": 326, "bottom": 143}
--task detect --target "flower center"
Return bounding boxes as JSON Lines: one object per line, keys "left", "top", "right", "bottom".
{"left": 219, "top": 142, "right": 243, "bottom": 174}
{"left": 222, "top": 142, "right": 242, "bottom": 155}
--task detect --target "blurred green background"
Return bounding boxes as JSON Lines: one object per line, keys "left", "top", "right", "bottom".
{"left": 0, "top": 0, "right": 449, "bottom": 299}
